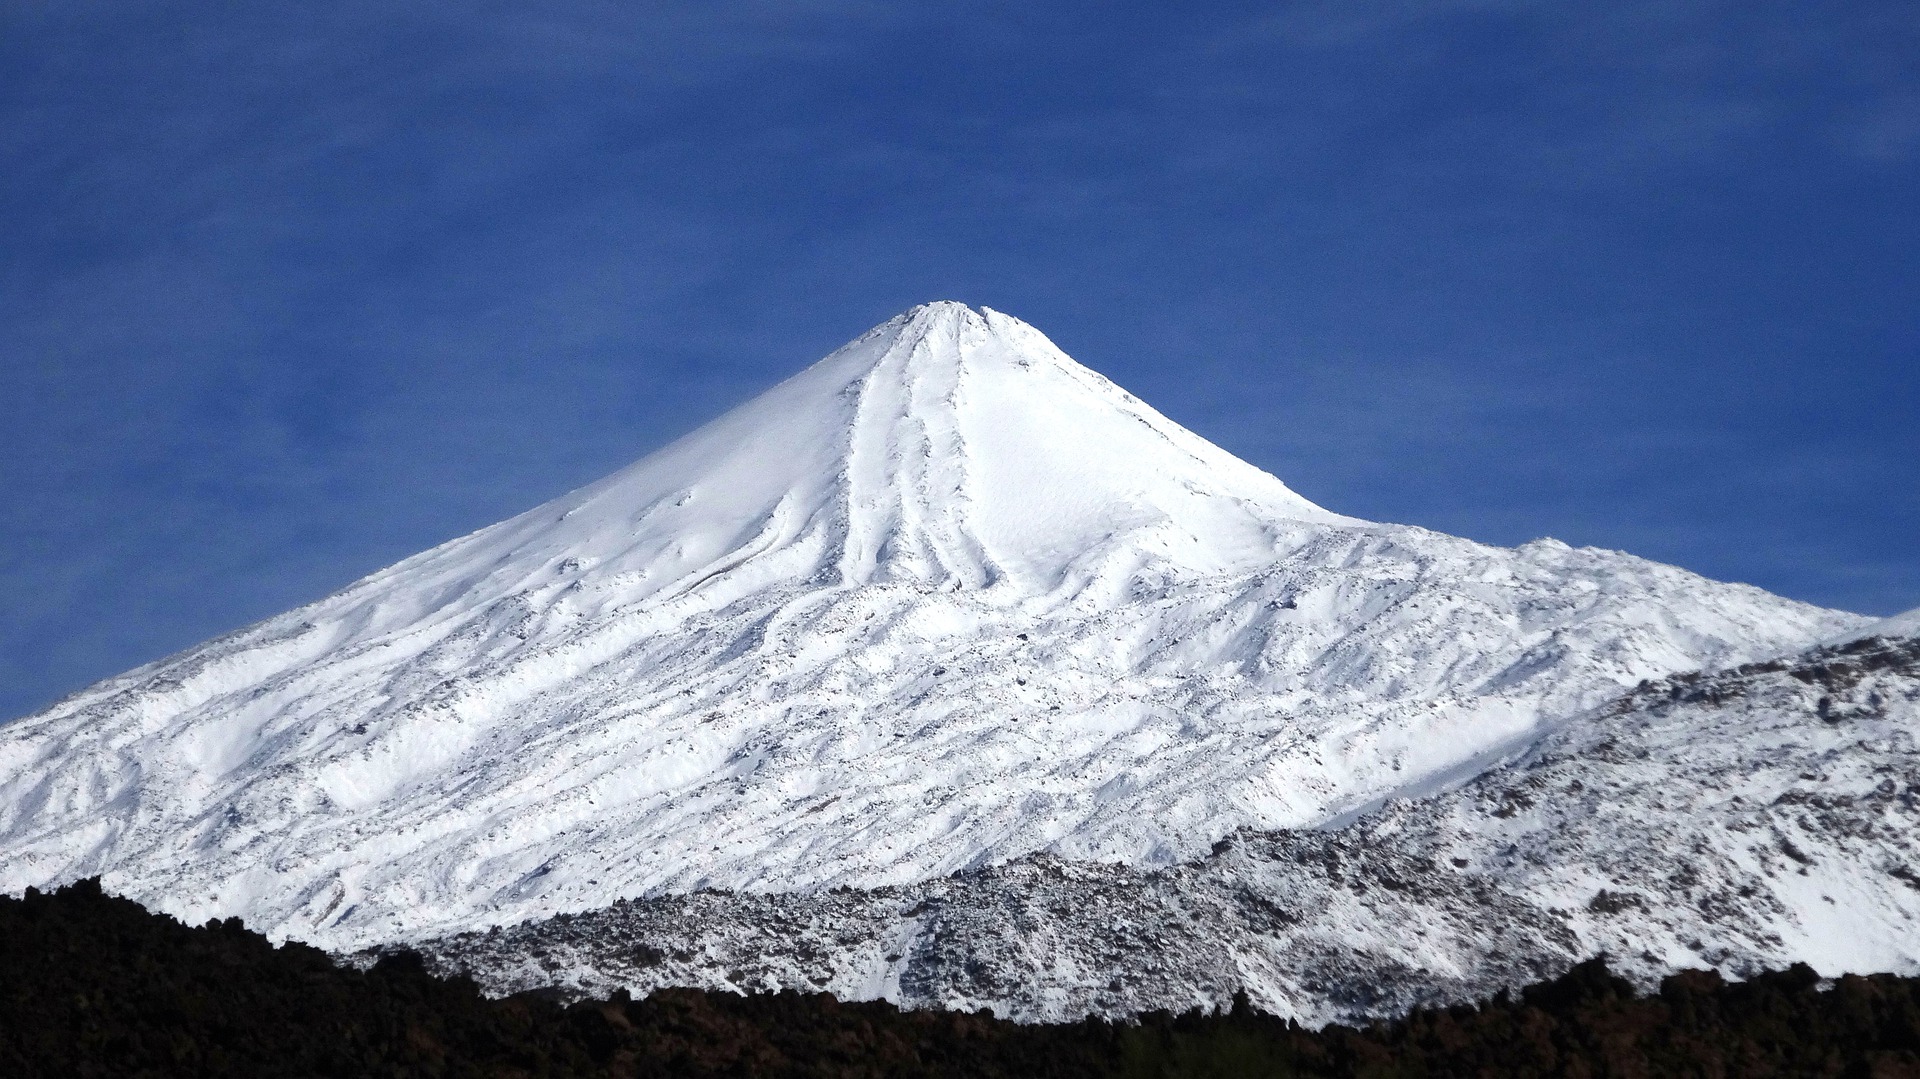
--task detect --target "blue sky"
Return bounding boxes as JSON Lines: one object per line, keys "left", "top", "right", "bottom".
{"left": 3, "top": 1, "right": 1915, "bottom": 720}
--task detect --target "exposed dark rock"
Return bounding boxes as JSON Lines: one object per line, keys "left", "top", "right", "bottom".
{"left": 12, "top": 881, "right": 1920, "bottom": 1077}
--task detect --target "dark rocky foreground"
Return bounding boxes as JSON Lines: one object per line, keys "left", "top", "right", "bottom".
{"left": 8, "top": 879, "right": 1920, "bottom": 1077}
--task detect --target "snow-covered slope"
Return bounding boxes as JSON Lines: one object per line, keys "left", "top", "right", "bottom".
{"left": 1836, "top": 607, "right": 1920, "bottom": 646}
{"left": 0, "top": 302, "right": 1861, "bottom": 952}
{"left": 405, "top": 624, "right": 1920, "bottom": 1026}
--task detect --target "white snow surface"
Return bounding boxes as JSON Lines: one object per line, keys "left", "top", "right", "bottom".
{"left": 0, "top": 302, "right": 1864, "bottom": 951}
{"left": 1835, "top": 607, "right": 1920, "bottom": 646}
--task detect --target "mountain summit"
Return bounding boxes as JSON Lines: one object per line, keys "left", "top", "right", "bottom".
{"left": 571, "top": 300, "right": 1346, "bottom": 597}
{"left": 0, "top": 303, "right": 1861, "bottom": 949}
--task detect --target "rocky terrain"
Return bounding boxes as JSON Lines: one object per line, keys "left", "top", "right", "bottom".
{"left": 14, "top": 877, "right": 1920, "bottom": 1077}
{"left": 397, "top": 624, "right": 1920, "bottom": 1026}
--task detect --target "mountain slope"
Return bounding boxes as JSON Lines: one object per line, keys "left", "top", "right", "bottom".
{"left": 0, "top": 302, "right": 1861, "bottom": 951}
{"left": 404, "top": 622, "right": 1920, "bottom": 1026}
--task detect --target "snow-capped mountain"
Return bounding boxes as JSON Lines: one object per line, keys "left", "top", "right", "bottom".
{"left": 0, "top": 302, "right": 1862, "bottom": 958}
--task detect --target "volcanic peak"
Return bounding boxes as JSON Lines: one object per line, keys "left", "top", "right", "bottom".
{"left": 475, "top": 299, "right": 1340, "bottom": 602}
{"left": 0, "top": 303, "right": 1863, "bottom": 950}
